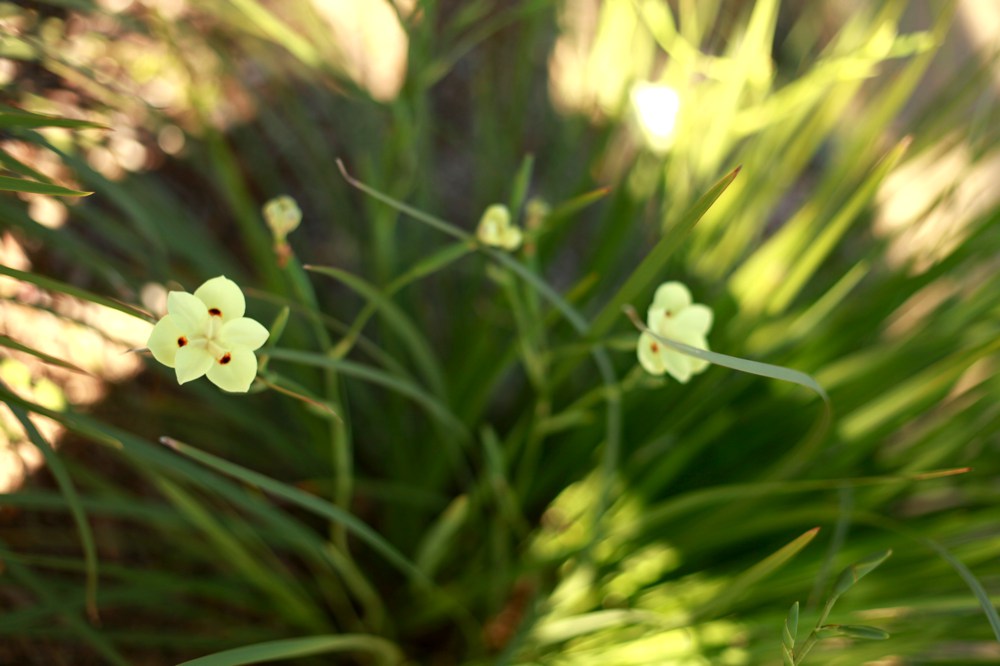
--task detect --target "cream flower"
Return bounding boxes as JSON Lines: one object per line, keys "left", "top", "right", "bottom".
{"left": 637, "top": 281, "right": 713, "bottom": 383}
{"left": 476, "top": 204, "right": 523, "bottom": 250}
{"left": 147, "top": 276, "right": 269, "bottom": 392}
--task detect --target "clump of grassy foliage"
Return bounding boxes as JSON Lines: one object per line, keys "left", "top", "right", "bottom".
{"left": 2, "top": 0, "right": 999, "bottom": 664}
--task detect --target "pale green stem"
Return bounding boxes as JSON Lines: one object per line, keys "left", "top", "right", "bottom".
{"left": 284, "top": 255, "right": 354, "bottom": 561}
{"left": 793, "top": 597, "right": 838, "bottom": 664}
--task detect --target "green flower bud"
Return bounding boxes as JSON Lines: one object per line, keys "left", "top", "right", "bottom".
{"left": 263, "top": 195, "right": 302, "bottom": 242}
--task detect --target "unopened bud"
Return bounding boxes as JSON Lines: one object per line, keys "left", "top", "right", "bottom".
{"left": 525, "top": 197, "right": 550, "bottom": 230}
{"left": 263, "top": 195, "right": 302, "bottom": 242}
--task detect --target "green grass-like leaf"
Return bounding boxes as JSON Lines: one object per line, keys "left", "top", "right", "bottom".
{"left": 624, "top": 304, "right": 829, "bottom": 402}
{"left": 5, "top": 1, "right": 1000, "bottom": 662}
{"left": 783, "top": 600, "right": 799, "bottom": 650}
{"left": 697, "top": 527, "right": 820, "bottom": 620}
{"left": 265, "top": 347, "right": 469, "bottom": 441}
{"left": 155, "top": 477, "right": 329, "bottom": 633}
{"left": 0, "top": 334, "right": 92, "bottom": 375}
{"left": 0, "top": 174, "right": 92, "bottom": 196}
{"left": 176, "top": 634, "right": 403, "bottom": 666}
{"left": 304, "top": 264, "right": 446, "bottom": 397}
{"left": 832, "top": 549, "right": 892, "bottom": 597}
{"left": 158, "top": 436, "right": 428, "bottom": 585}
{"left": 335, "top": 159, "right": 625, "bottom": 554}
{"left": 817, "top": 624, "right": 890, "bottom": 641}
{"left": 0, "top": 109, "right": 108, "bottom": 130}
{"left": 0, "top": 264, "right": 151, "bottom": 321}
{"left": 0, "top": 540, "right": 127, "bottom": 665}
{"left": 590, "top": 165, "right": 741, "bottom": 337}
{"left": 2, "top": 386, "right": 101, "bottom": 626}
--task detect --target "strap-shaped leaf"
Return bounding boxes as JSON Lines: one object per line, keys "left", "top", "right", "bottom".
{"left": 0, "top": 109, "right": 108, "bottom": 130}
{"left": 590, "top": 166, "right": 741, "bottom": 337}
{"left": 177, "top": 634, "right": 403, "bottom": 666}
{"left": 0, "top": 174, "right": 91, "bottom": 197}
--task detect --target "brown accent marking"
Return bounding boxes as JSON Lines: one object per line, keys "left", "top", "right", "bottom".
{"left": 177, "top": 336, "right": 188, "bottom": 347}
{"left": 219, "top": 353, "right": 232, "bottom": 365}
{"left": 650, "top": 342, "right": 659, "bottom": 352}
{"left": 208, "top": 308, "right": 222, "bottom": 316}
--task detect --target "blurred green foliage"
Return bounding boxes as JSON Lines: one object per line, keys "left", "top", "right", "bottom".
{"left": 1, "top": 0, "right": 999, "bottom": 664}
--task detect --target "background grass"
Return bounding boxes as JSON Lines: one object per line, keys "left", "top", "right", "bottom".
{"left": 1, "top": 0, "right": 999, "bottom": 664}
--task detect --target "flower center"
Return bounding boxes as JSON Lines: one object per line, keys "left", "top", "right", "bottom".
{"left": 182, "top": 314, "right": 231, "bottom": 359}
{"left": 207, "top": 316, "right": 222, "bottom": 340}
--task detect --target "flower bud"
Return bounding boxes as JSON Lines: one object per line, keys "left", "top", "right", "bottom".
{"left": 263, "top": 195, "right": 302, "bottom": 242}
{"left": 525, "top": 197, "right": 550, "bottom": 230}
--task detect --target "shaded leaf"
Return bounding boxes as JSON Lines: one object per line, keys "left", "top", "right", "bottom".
{"left": 177, "top": 635, "right": 403, "bottom": 666}
{"left": 0, "top": 110, "right": 108, "bottom": 130}
{"left": 832, "top": 549, "right": 892, "bottom": 598}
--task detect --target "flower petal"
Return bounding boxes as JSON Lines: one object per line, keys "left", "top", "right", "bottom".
{"left": 194, "top": 275, "right": 245, "bottom": 321}
{"left": 481, "top": 204, "right": 510, "bottom": 227}
{"left": 477, "top": 221, "right": 500, "bottom": 245}
{"left": 167, "top": 291, "right": 209, "bottom": 333}
{"left": 670, "top": 329, "right": 711, "bottom": 374}
{"left": 477, "top": 204, "right": 512, "bottom": 247}
{"left": 637, "top": 332, "right": 666, "bottom": 375}
{"left": 175, "top": 346, "right": 213, "bottom": 384}
{"left": 686, "top": 336, "right": 711, "bottom": 374}
{"left": 662, "top": 348, "right": 693, "bottom": 383}
{"left": 672, "top": 304, "right": 713, "bottom": 336}
{"left": 501, "top": 225, "right": 523, "bottom": 251}
{"left": 647, "top": 306, "right": 670, "bottom": 334}
{"left": 207, "top": 349, "right": 258, "bottom": 393}
{"left": 220, "top": 318, "right": 269, "bottom": 351}
{"left": 147, "top": 315, "right": 185, "bottom": 367}
{"left": 651, "top": 281, "right": 692, "bottom": 314}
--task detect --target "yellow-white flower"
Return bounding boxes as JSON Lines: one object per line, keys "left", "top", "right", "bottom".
{"left": 637, "top": 281, "right": 713, "bottom": 383}
{"left": 476, "top": 204, "right": 523, "bottom": 251}
{"left": 147, "top": 276, "right": 269, "bottom": 393}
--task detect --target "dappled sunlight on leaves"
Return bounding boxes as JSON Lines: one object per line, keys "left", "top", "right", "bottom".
{"left": 310, "top": 0, "right": 410, "bottom": 102}
{"left": 0, "top": 233, "right": 148, "bottom": 492}
{"left": 874, "top": 138, "right": 1000, "bottom": 272}
{"left": 524, "top": 471, "right": 748, "bottom": 664}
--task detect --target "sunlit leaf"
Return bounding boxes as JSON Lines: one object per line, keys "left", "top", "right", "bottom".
{"left": 0, "top": 175, "right": 92, "bottom": 197}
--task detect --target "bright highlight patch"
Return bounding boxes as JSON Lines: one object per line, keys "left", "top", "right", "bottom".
{"left": 630, "top": 82, "right": 680, "bottom": 154}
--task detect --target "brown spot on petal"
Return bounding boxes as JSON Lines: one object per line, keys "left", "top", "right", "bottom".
{"left": 219, "top": 353, "right": 232, "bottom": 365}
{"left": 650, "top": 342, "right": 659, "bottom": 352}
{"left": 208, "top": 308, "right": 222, "bottom": 316}
{"left": 177, "top": 336, "right": 187, "bottom": 347}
